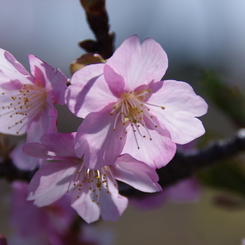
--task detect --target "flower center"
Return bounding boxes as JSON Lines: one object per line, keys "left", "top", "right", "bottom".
{"left": 0, "top": 84, "right": 47, "bottom": 134}
{"left": 110, "top": 89, "right": 165, "bottom": 149}
{"left": 68, "top": 165, "right": 117, "bottom": 205}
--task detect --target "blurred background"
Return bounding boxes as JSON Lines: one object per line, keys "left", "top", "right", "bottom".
{"left": 1, "top": 0, "right": 245, "bottom": 244}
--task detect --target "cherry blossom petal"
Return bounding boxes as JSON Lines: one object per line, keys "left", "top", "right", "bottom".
{"left": 167, "top": 178, "right": 201, "bottom": 202}
{"left": 147, "top": 80, "right": 207, "bottom": 144}
{"left": 99, "top": 174, "right": 128, "bottom": 222}
{"left": 0, "top": 49, "right": 32, "bottom": 86}
{"left": 39, "top": 133, "right": 77, "bottom": 158}
{"left": 122, "top": 126, "right": 176, "bottom": 169}
{"left": 104, "top": 64, "right": 126, "bottom": 96}
{"left": 22, "top": 142, "right": 49, "bottom": 159}
{"left": 0, "top": 106, "right": 29, "bottom": 135}
{"left": 66, "top": 63, "right": 116, "bottom": 118}
{"left": 0, "top": 50, "right": 66, "bottom": 138}
{"left": 28, "top": 55, "right": 67, "bottom": 105}
{"left": 106, "top": 35, "right": 168, "bottom": 90}
{"left": 11, "top": 142, "right": 42, "bottom": 170}
{"left": 75, "top": 105, "right": 126, "bottom": 169}
{"left": 26, "top": 99, "right": 58, "bottom": 143}
{"left": 11, "top": 181, "right": 76, "bottom": 243}
{"left": 11, "top": 181, "right": 49, "bottom": 238}
{"left": 0, "top": 86, "right": 56, "bottom": 138}
{"left": 148, "top": 80, "right": 208, "bottom": 116}
{"left": 0, "top": 91, "right": 54, "bottom": 137}
{"left": 71, "top": 182, "right": 100, "bottom": 223}
{"left": 28, "top": 161, "right": 77, "bottom": 207}
{"left": 111, "top": 154, "right": 162, "bottom": 193}
{"left": 159, "top": 112, "right": 205, "bottom": 144}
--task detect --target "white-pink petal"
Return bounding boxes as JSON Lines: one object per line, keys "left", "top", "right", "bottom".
{"left": 156, "top": 111, "right": 206, "bottom": 144}
{"left": 39, "top": 132, "right": 77, "bottom": 158}
{"left": 149, "top": 80, "right": 208, "bottom": 117}
{"left": 75, "top": 105, "right": 126, "bottom": 169}
{"left": 28, "top": 161, "right": 77, "bottom": 207}
{"left": 71, "top": 182, "right": 100, "bottom": 223}
{"left": 0, "top": 49, "right": 32, "bottom": 86}
{"left": 0, "top": 109, "right": 29, "bottom": 135}
{"left": 11, "top": 142, "right": 42, "bottom": 170}
{"left": 111, "top": 154, "right": 162, "bottom": 193}
{"left": 104, "top": 64, "right": 126, "bottom": 96}
{"left": 28, "top": 55, "right": 67, "bottom": 105}
{"left": 106, "top": 35, "right": 168, "bottom": 90}
{"left": 148, "top": 80, "right": 208, "bottom": 144}
{"left": 122, "top": 125, "right": 176, "bottom": 169}
{"left": 66, "top": 63, "right": 116, "bottom": 118}
{"left": 25, "top": 98, "right": 58, "bottom": 143}
{"left": 23, "top": 142, "right": 49, "bottom": 159}
{"left": 99, "top": 174, "right": 128, "bottom": 222}
{"left": 0, "top": 50, "right": 67, "bottom": 139}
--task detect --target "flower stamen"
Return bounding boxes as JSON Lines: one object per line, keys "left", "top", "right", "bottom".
{"left": 110, "top": 89, "right": 164, "bottom": 146}
{"left": 0, "top": 84, "right": 47, "bottom": 134}
{"left": 68, "top": 165, "right": 112, "bottom": 204}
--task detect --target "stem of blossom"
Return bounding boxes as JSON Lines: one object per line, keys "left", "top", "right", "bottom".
{"left": 120, "top": 128, "right": 245, "bottom": 197}
{"left": 60, "top": 217, "right": 92, "bottom": 245}
{"left": 0, "top": 157, "right": 36, "bottom": 183}
{"left": 157, "top": 129, "right": 245, "bottom": 187}
{"left": 1, "top": 130, "right": 245, "bottom": 198}
{"left": 79, "top": 0, "right": 115, "bottom": 59}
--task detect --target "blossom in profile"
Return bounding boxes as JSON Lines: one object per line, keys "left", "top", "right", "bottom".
{"left": 0, "top": 49, "right": 67, "bottom": 142}
{"left": 65, "top": 35, "right": 208, "bottom": 169}
{"left": 23, "top": 132, "right": 161, "bottom": 223}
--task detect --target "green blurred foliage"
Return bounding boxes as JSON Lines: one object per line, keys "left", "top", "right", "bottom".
{"left": 199, "top": 159, "right": 245, "bottom": 203}
{"left": 202, "top": 71, "right": 245, "bottom": 127}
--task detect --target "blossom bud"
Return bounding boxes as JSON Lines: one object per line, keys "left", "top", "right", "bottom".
{"left": 70, "top": 53, "right": 105, "bottom": 74}
{"left": 80, "top": 0, "right": 105, "bottom": 14}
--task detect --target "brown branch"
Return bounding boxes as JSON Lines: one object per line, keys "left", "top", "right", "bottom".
{"left": 0, "top": 157, "right": 36, "bottom": 183}
{"left": 79, "top": 0, "right": 115, "bottom": 59}
{"left": 120, "top": 129, "right": 245, "bottom": 197}
{"left": 1, "top": 130, "right": 245, "bottom": 199}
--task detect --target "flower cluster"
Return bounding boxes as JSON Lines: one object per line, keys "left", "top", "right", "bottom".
{"left": 0, "top": 35, "right": 208, "bottom": 224}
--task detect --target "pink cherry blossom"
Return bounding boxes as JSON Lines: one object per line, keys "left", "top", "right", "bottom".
{"left": 10, "top": 181, "right": 107, "bottom": 245}
{"left": 0, "top": 49, "right": 67, "bottom": 142}
{"left": 131, "top": 178, "right": 201, "bottom": 210}
{"left": 65, "top": 35, "right": 208, "bottom": 169}
{"left": 11, "top": 141, "right": 43, "bottom": 170}
{"left": 23, "top": 132, "right": 161, "bottom": 223}
{"left": 10, "top": 181, "right": 76, "bottom": 245}
{"left": 0, "top": 234, "right": 7, "bottom": 245}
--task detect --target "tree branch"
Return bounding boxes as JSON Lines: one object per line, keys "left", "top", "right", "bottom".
{"left": 79, "top": 0, "right": 115, "bottom": 59}
{"left": 1, "top": 130, "right": 245, "bottom": 199}
{"left": 0, "top": 157, "right": 36, "bottom": 183}
{"left": 120, "top": 129, "right": 245, "bottom": 197}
